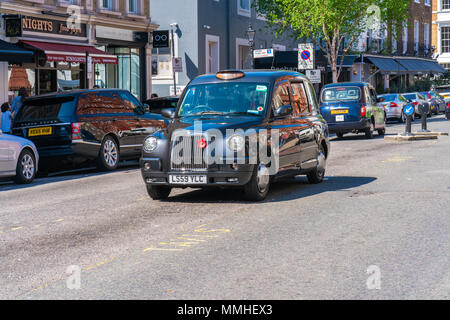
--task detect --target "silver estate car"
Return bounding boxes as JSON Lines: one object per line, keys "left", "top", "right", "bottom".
{"left": 0, "top": 131, "right": 39, "bottom": 183}
{"left": 378, "top": 93, "right": 414, "bottom": 123}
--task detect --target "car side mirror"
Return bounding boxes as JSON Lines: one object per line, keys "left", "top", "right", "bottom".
{"left": 274, "top": 105, "right": 293, "bottom": 117}
{"left": 161, "top": 108, "right": 176, "bottom": 119}
{"left": 143, "top": 103, "right": 150, "bottom": 113}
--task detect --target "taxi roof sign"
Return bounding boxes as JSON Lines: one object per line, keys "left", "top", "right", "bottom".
{"left": 216, "top": 70, "right": 245, "bottom": 80}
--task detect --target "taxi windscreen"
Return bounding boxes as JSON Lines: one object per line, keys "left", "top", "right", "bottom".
{"left": 321, "top": 87, "right": 361, "bottom": 102}
{"left": 178, "top": 83, "right": 269, "bottom": 117}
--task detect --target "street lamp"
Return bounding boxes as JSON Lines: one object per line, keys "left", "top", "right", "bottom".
{"left": 246, "top": 24, "right": 256, "bottom": 69}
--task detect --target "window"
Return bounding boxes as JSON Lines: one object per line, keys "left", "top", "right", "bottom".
{"left": 290, "top": 82, "right": 310, "bottom": 114}
{"left": 101, "top": 0, "right": 113, "bottom": 10}
{"left": 272, "top": 81, "right": 291, "bottom": 112}
{"left": 443, "top": 0, "right": 450, "bottom": 10}
{"left": 414, "top": 20, "right": 419, "bottom": 53}
{"left": 403, "top": 22, "right": 408, "bottom": 54}
{"left": 424, "top": 23, "right": 430, "bottom": 52}
{"left": 441, "top": 26, "right": 450, "bottom": 53}
{"left": 238, "top": 0, "right": 251, "bottom": 17}
{"left": 152, "top": 47, "right": 172, "bottom": 79}
{"left": 206, "top": 35, "right": 220, "bottom": 74}
{"left": 129, "top": 0, "right": 137, "bottom": 14}
{"left": 321, "top": 87, "right": 361, "bottom": 102}
{"left": 424, "top": 0, "right": 430, "bottom": 5}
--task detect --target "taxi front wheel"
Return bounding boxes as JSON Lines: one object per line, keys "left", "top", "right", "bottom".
{"left": 146, "top": 185, "right": 172, "bottom": 200}
{"left": 244, "top": 163, "right": 270, "bottom": 201}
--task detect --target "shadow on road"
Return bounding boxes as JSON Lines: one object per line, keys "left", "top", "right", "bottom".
{"left": 165, "top": 175, "right": 377, "bottom": 203}
{"left": 0, "top": 162, "right": 139, "bottom": 192}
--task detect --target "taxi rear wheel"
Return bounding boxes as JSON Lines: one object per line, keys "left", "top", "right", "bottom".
{"left": 244, "top": 163, "right": 270, "bottom": 201}
{"left": 146, "top": 185, "right": 172, "bottom": 200}
{"left": 307, "top": 145, "right": 326, "bottom": 184}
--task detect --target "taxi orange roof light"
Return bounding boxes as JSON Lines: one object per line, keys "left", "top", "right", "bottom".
{"left": 216, "top": 70, "right": 245, "bottom": 80}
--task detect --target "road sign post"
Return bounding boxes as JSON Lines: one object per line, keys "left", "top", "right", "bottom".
{"left": 419, "top": 103, "right": 430, "bottom": 132}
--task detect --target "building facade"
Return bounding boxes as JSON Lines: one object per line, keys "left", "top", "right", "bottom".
{"left": 150, "top": 0, "right": 300, "bottom": 96}
{"left": 432, "top": 0, "right": 450, "bottom": 71}
{"left": 0, "top": 0, "right": 158, "bottom": 101}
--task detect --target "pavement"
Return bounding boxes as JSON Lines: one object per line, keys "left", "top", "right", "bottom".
{"left": 0, "top": 115, "right": 449, "bottom": 300}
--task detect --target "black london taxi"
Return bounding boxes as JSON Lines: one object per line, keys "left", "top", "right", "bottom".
{"left": 12, "top": 89, "right": 169, "bottom": 171}
{"left": 140, "top": 70, "right": 330, "bottom": 201}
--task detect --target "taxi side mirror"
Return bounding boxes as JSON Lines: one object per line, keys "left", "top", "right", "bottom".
{"left": 161, "top": 108, "right": 176, "bottom": 119}
{"left": 273, "top": 105, "right": 293, "bottom": 117}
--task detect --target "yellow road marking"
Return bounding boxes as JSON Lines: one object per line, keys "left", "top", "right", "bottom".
{"left": 10, "top": 226, "right": 23, "bottom": 231}
{"left": 85, "top": 258, "right": 116, "bottom": 271}
{"left": 53, "top": 219, "right": 64, "bottom": 223}
{"left": 382, "top": 156, "right": 412, "bottom": 163}
{"left": 176, "top": 237, "right": 207, "bottom": 242}
{"left": 143, "top": 246, "right": 183, "bottom": 252}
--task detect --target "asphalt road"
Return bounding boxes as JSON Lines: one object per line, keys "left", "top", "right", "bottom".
{"left": 0, "top": 116, "right": 449, "bottom": 300}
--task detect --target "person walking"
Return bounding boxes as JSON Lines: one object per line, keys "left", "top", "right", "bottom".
{"left": 10, "top": 87, "right": 28, "bottom": 119}
{"left": 1, "top": 102, "right": 13, "bottom": 134}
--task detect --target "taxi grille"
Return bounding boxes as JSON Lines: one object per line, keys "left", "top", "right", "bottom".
{"left": 170, "top": 133, "right": 208, "bottom": 171}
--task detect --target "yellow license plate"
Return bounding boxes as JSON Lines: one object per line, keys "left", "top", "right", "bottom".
{"left": 331, "top": 109, "right": 349, "bottom": 115}
{"left": 29, "top": 127, "right": 52, "bottom": 137}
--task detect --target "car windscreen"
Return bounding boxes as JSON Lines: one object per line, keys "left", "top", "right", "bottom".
{"left": 178, "top": 82, "right": 269, "bottom": 117}
{"left": 380, "top": 94, "right": 397, "bottom": 102}
{"left": 402, "top": 94, "right": 417, "bottom": 101}
{"left": 15, "top": 96, "right": 76, "bottom": 123}
{"left": 321, "top": 87, "right": 361, "bottom": 102}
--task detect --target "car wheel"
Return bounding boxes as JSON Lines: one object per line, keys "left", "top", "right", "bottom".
{"left": 336, "top": 133, "right": 344, "bottom": 139}
{"left": 146, "top": 185, "right": 172, "bottom": 200}
{"left": 365, "top": 122, "right": 374, "bottom": 139}
{"left": 377, "top": 127, "right": 386, "bottom": 136}
{"left": 98, "top": 136, "right": 119, "bottom": 171}
{"left": 14, "top": 149, "right": 36, "bottom": 184}
{"left": 307, "top": 145, "right": 326, "bottom": 184}
{"left": 244, "top": 163, "right": 270, "bottom": 201}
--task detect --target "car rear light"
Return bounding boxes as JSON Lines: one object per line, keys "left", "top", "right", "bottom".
{"left": 390, "top": 102, "right": 398, "bottom": 107}
{"left": 447, "top": 103, "right": 450, "bottom": 109}
{"left": 412, "top": 101, "right": 419, "bottom": 106}
{"left": 360, "top": 106, "right": 366, "bottom": 117}
{"left": 428, "top": 93, "right": 432, "bottom": 99}
{"left": 72, "top": 123, "right": 81, "bottom": 140}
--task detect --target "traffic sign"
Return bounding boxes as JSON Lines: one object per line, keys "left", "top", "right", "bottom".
{"left": 153, "top": 30, "right": 169, "bottom": 48}
{"left": 172, "top": 57, "right": 183, "bottom": 73}
{"left": 298, "top": 43, "right": 314, "bottom": 70}
{"left": 305, "top": 70, "right": 321, "bottom": 83}
{"left": 404, "top": 105, "right": 414, "bottom": 116}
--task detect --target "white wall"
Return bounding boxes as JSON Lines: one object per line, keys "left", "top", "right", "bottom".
{"left": 0, "top": 62, "right": 8, "bottom": 104}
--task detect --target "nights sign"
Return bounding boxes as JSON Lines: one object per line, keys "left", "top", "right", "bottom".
{"left": 21, "top": 16, "right": 87, "bottom": 37}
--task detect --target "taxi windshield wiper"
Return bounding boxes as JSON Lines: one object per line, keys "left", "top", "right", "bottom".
{"left": 224, "top": 112, "right": 262, "bottom": 116}
{"left": 184, "top": 111, "right": 225, "bottom": 117}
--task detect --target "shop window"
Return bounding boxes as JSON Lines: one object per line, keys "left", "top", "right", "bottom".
{"left": 106, "top": 47, "right": 141, "bottom": 100}
{"left": 152, "top": 47, "right": 173, "bottom": 79}
{"left": 8, "top": 67, "right": 35, "bottom": 97}
{"left": 443, "top": 0, "right": 450, "bottom": 10}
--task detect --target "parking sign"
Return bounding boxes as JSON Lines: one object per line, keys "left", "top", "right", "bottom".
{"left": 298, "top": 43, "right": 314, "bottom": 70}
{"left": 306, "top": 70, "right": 321, "bottom": 83}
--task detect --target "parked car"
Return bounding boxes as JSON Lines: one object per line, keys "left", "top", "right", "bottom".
{"left": 319, "top": 82, "right": 386, "bottom": 139}
{"left": 377, "top": 93, "right": 414, "bottom": 123}
{"left": 434, "top": 84, "right": 450, "bottom": 102}
{"left": 11, "top": 89, "right": 169, "bottom": 171}
{"left": 420, "top": 91, "right": 446, "bottom": 114}
{"left": 446, "top": 103, "right": 450, "bottom": 120}
{"left": 402, "top": 92, "right": 431, "bottom": 117}
{"left": 140, "top": 70, "right": 330, "bottom": 201}
{"left": 142, "top": 96, "right": 179, "bottom": 115}
{"left": 0, "top": 131, "right": 38, "bottom": 183}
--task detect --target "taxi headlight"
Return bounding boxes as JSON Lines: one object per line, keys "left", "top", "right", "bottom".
{"left": 227, "top": 134, "right": 245, "bottom": 152}
{"left": 143, "top": 136, "right": 158, "bottom": 152}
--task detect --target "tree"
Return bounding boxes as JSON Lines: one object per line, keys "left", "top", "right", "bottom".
{"left": 254, "top": 0, "right": 410, "bottom": 83}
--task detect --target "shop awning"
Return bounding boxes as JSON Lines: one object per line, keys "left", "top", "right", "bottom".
{"left": 396, "top": 58, "right": 447, "bottom": 74}
{"left": 0, "top": 39, "right": 34, "bottom": 63}
{"left": 364, "top": 56, "right": 407, "bottom": 73}
{"left": 20, "top": 40, "right": 117, "bottom": 64}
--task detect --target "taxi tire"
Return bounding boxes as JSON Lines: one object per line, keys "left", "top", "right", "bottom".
{"left": 146, "top": 185, "right": 172, "bottom": 200}
{"left": 377, "top": 127, "right": 385, "bottom": 136}
{"left": 244, "top": 164, "right": 270, "bottom": 201}
{"left": 365, "top": 125, "right": 374, "bottom": 139}
{"left": 307, "top": 145, "right": 326, "bottom": 184}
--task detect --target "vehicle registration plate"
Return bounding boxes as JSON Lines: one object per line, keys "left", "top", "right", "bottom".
{"left": 169, "top": 175, "right": 207, "bottom": 184}
{"left": 29, "top": 127, "right": 52, "bottom": 137}
{"left": 335, "top": 115, "right": 345, "bottom": 122}
{"left": 331, "top": 109, "right": 349, "bottom": 114}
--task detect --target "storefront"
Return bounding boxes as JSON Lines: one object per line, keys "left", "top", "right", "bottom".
{"left": 94, "top": 26, "right": 148, "bottom": 100}
{"left": 3, "top": 15, "right": 117, "bottom": 96}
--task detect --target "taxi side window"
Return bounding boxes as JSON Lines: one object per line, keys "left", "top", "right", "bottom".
{"left": 290, "top": 82, "right": 310, "bottom": 114}
{"left": 306, "top": 82, "right": 319, "bottom": 113}
{"left": 272, "top": 81, "right": 291, "bottom": 112}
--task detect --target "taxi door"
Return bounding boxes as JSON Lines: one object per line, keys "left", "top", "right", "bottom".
{"left": 269, "top": 78, "right": 300, "bottom": 170}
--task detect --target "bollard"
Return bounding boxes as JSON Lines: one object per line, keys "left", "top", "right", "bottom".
{"left": 418, "top": 103, "right": 430, "bottom": 132}
{"left": 401, "top": 105, "right": 415, "bottom": 136}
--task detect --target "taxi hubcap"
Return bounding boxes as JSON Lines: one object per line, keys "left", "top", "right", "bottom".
{"left": 317, "top": 150, "right": 326, "bottom": 177}
{"left": 257, "top": 164, "right": 270, "bottom": 192}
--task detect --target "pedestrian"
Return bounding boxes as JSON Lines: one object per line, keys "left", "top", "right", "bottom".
{"left": 10, "top": 87, "right": 27, "bottom": 119}
{"left": 1, "top": 102, "right": 13, "bottom": 134}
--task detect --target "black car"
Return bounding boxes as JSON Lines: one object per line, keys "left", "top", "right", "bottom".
{"left": 140, "top": 70, "right": 330, "bottom": 201}
{"left": 142, "top": 96, "right": 179, "bottom": 115}
{"left": 12, "top": 89, "right": 169, "bottom": 171}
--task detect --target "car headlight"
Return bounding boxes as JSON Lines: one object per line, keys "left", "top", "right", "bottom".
{"left": 143, "top": 136, "right": 158, "bottom": 152}
{"left": 227, "top": 134, "right": 245, "bottom": 152}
